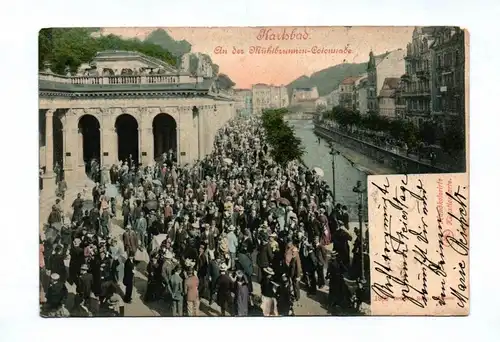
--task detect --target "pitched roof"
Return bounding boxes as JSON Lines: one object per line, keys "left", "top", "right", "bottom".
{"left": 378, "top": 77, "right": 401, "bottom": 97}
{"left": 383, "top": 77, "right": 401, "bottom": 89}
{"left": 341, "top": 76, "right": 360, "bottom": 85}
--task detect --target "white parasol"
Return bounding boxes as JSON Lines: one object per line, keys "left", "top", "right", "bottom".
{"left": 223, "top": 158, "right": 233, "bottom": 165}
{"left": 313, "top": 167, "right": 325, "bottom": 177}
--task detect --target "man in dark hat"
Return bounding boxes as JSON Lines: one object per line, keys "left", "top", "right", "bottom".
{"left": 256, "top": 232, "right": 273, "bottom": 281}
{"left": 313, "top": 236, "right": 328, "bottom": 289}
{"left": 123, "top": 252, "right": 135, "bottom": 303}
{"left": 76, "top": 263, "right": 93, "bottom": 312}
{"left": 215, "top": 263, "right": 233, "bottom": 316}
{"left": 326, "top": 250, "right": 348, "bottom": 309}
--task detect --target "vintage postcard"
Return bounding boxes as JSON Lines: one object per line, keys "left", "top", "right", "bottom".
{"left": 38, "top": 26, "right": 468, "bottom": 317}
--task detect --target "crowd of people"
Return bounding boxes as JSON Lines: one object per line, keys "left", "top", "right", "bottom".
{"left": 40, "top": 117, "right": 370, "bottom": 317}
{"left": 321, "top": 119, "right": 441, "bottom": 166}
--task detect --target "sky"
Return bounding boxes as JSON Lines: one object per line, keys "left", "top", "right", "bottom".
{"left": 102, "top": 27, "right": 414, "bottom": 89}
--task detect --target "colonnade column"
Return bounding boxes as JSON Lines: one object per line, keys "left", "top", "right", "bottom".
{"left": 42, "top": 109, "right": 56, "bottom": 196}
{"left": 154, "top": 128, "right": 162, "bottom": 158}
{"left": 203, "top": 105, "right": 213, "bottom": 156}
{"left": 75, "top": 128, "right": 85, "bottom": 180}
{"left": 141, "top": 126, "right": 154, "bottom": 166}
{"left": 177, "top": 106, "right": 192, "bottom": 165}
{"left": 62, "top": 111, "right": 78, "bottom": 184}
{"left": 114, "top": 128, "right": 119, "bottom": 164}
{"left": 137, "top": 127, "right": 142, "bottom": 165}
{"left": 101, "top": 127, "right": 115, "bottom": 168}
{"left": 197, "top": 107, "right": 204, "bottom": 160}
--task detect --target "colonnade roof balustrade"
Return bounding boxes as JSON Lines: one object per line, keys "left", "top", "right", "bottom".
{"left": 39, "top": 72, "right": 235, "bottom": 100}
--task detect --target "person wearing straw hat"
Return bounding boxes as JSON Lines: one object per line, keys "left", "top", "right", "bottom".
{"left": 44, "top": 273, "right": 68, "bottom": 312}
{"left": 105, "top": 289, "right": 124, "bottom": 317}
{"left": 260, "top": 267, "right": 278, "bottom": 316}
{"left": 227, "top": 225, "right": 238, "bottom": 270}
{"left": 215, "top": 263, "right": 233, "bottom": 316}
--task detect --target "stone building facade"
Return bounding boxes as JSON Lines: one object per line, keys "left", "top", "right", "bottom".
{"left": 430, "top": 27, "right": 466, "bottom": 130}
{"left": 401, "top": 27, "right": 437, "bottom": 126}
{"left": 39, "top": 51, "right": 236, "bottom": 192}
{"left": 251, "top": 84, "right": 288, "bottom": 115}
{"left": 354, "top": 75, "right": 369, "bottom": 115}
{"left": 378, "top": 77, "right": 402, "bottom": 119}
{"left": 338, "top": 77, "right": 359, "bottom": 110}
{"left": 234, "top": 89, "right": 253, "bottom": 117}
{"left": 366, "top": 49, "right": 406, "bottom": 113}
{"left": 290, "top": 87, "right": 319, "bottom": 105}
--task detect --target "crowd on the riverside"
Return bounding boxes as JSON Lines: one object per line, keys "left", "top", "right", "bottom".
{"left": 321, "top": 120, "right": 440, "bottom": 165}
{"left": 40, "top": 117, "right": 370, "bottom": 317}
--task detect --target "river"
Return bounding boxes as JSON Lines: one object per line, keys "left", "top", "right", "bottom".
{"left": 289, "top": 119, "right": 369, "bottom": 221}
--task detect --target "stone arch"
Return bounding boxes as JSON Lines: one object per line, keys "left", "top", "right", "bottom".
{"left": 152, "top": 113, "right": 177, "bottom": 161}
{"left": 115, "top": 114, "right": 139, "bottom": 165}
{"left": 78, "top": 114, "right": 101, "bottom": 174}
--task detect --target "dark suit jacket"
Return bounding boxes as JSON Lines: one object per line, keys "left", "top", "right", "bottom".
{"left": 123, "top": 259, "right": 135, "bottom": 286}
{"left": 76, "top": 273, "right": 93, "bottom": 297}
{"left": 257, "top": 243, "right": 273, "bottom": 268}
{"left": 216, "top": 274, "right": 233, "bottom": 302}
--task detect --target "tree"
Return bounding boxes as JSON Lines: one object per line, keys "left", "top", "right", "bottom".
{"left": 39, "top": 28, "right": 177, "bottom": 74}
{"left": 402, "top": 121, "right": 418, "bottom": 148}
{"left": 389, "top": 119, "right": 405, "bottom": 141}
{"left": 418, "top": 121, "right": 438, "bottom": 145}
{"left": 216, "top": 73, "right": 236, "bottom": 90}
{"left": 188, "top": 54, "right": 199, "bottom": 75}
{"left": 441, "top": 124, "right": 465, "bottom": 153}
{"left": 262, "top": 109, "right": 305, "bottom": 166}
{"left": 144, "top": 29, "right": 192, "bottom": 56}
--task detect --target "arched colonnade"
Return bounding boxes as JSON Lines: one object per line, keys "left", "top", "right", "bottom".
{"left": 39, "top": 103, "right": 234, "bottom": 188}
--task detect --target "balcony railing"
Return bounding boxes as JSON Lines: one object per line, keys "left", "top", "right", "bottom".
{"left": 416, "top": 70, "right": 430, "bottom": 79}
{"left": 39, "top": 72, "right": 181, "bottom": 85}
{"left": 402, "top": 89, "right": 431, "bottom": 97}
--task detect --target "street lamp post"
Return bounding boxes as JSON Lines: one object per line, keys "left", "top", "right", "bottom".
{"left": 329, "top": 146, "right": 340, "bottom": 203}
{"left": 353, "top": 180, "right": 366, "bottom": 282}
